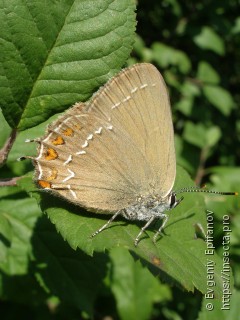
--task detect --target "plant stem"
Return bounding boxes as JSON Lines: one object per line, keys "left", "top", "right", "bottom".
{"left": 195, "top": 146, "right": 209, "bottom": 186}
{"left": 0, "top": 129, "right": 17, "bottom": 168}
{"left": 0, "top": 177, "right": 21, "bottom": 187}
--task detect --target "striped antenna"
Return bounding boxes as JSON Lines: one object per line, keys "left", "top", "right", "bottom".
{"left": 175, "top": 185, "right": 238, "bottom": 196}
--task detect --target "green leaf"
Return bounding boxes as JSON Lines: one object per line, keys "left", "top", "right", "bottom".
{"left": 109, "top": 248, "right": 171, "bottom": 320}
{"left": 0, "top": 185, "right": 108, "bottom": 314}
{"left": 206, "top": 126, "right": 221, "bottom": 148}
{"left": 175, "top": 135, "right": 198, "bottom": 174}
{"left": 151, "top": 42, "right": 191, "bottom": 73}
{"left": 0, "top": 212, "right": 13, "bottom": 243}
{"left": 181, "top": 81, "right": 201, "bottom": 97}
{"left": 0, "top": 212, "right": 12, "bottom": 262}
{"left": 232, "top": 17, "right": 240, "bottom": 34}
{"left": 182, "top": 122, "right": 202, "bottom": 149}
{"left": 164, "top": 70, "right": 181, "bottom": 89}
{"left": 0, "top": 186, "right": 41, "bottom": 275}
{"left": 194, "top": 27, "right": 225, "bottom": 56}
{"left": 203, "top": 85, "right": 235, "bottom": 116}
{"left": 18, "top": 166, "right": 230, "bottom": 296}
{"left": 175, "top": 96, "right": 194, "bottom": 116}
{"left": 0, "top": 185, "right": 47, "bottom": 305}
{"left": 32, "top": 216, "right": 108, "bottom": 315}
{"left": 197, "top": 61, "right": 220, "bottom": 85}
{"left": 132, "top": 35, "right": 153, "bottom": 62}
{"left": 0, "top": 0, "right": 136, "bottom": 130}
{"left": 0, "top": 110, "right": 11, "bottom": 149}
{"left": 183, "top": 122, "right": 221, "bottom": 149}
{"left": 175, "top": 80, "right": 201, "bottom": 116}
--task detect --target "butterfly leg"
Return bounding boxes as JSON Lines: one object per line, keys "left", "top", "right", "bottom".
{"left": 91, "top": 210, "right": 122, "bottom": 238}
{"left": 153, "top": 214, "right": 169, "bottom": 243}
{"left": 134, "top": 216, "right": 156, "bottom": 247}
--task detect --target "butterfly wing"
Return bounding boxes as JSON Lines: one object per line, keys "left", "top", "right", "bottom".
{"left": 35, "top": 63, "right": 176, "bottom": 213}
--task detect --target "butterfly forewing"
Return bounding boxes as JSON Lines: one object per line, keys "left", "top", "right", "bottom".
{"left": 35, "top": 63, "right": 175, "bottom": 213}
{"left": 86, "top": 63, "right": 176, "bottom": 197}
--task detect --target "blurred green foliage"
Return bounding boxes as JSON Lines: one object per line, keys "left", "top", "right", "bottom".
{"left": 131, "top": 0, "right": 240, "bottom": 177}
{"left": 1, "top": 0, "right": 240, "bottom": 319}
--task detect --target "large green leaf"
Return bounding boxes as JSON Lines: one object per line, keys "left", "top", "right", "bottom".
{"left": 109, "top": 248, "right": 171, "bottom": 320}
{"left": 0, "top": 186, "right": 41, "bottom": 275}
{"left": 0, "top": 186, "right": 108, "bottom": 314}
{"left": 0, "top": 111, "right": 11, "bottom": 149}
{"left": 32, "top": 216, "right": 108, "bottom": 315}
{"left": 0, "top": 0, "right": 136, "bottom": 130}
{"left": 0, "top": 186, "right": 48, "bottom": 305}
{"left": 18, "top": 166, "right": 232, "bottom": 296}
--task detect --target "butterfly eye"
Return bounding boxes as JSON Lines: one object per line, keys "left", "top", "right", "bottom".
{"left": 169, "top": 193, "right": 177, "bottom": 209}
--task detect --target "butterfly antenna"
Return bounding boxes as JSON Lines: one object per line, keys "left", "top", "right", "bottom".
{"left": 175, "top": 185, "right": 238, "bottom": 196}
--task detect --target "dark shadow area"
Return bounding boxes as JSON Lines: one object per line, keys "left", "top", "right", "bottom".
{"left": 0, "top": 234, "right": 11, "bottom": 248}
{"left": 0, "top": 212, "right": 113, "bottom": 319}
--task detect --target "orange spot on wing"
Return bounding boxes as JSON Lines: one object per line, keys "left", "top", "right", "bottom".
{"left": 52, "top": 136, "right": 65, "bottom": 145}
{"left": 45, "top": 148, "right": 58, "bottom": 160}
{"left": 38, "top": 180, "right": 51, "bottom": 189}
{"left": 63, "top": 128, "right": 74, "bottom": 136}
{"left": 46, "top": 168, "right": 58, "bottom": 181}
